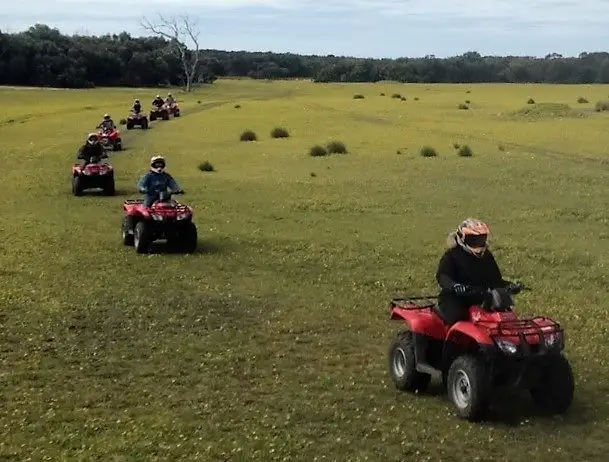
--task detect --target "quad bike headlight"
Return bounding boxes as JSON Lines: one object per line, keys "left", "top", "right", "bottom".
{"left": 151, "top": 214, "right": 164, "bottom": 221}
{"left": 176, "top": 213, "right": 190, "bottom": 220}
{"left": 544, "top": 332, "right": 562, "bottom": 348}
{"left": 495, "top": 339, "right": 518, "bottom": 355}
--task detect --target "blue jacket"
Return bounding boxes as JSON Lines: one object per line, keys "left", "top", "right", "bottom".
{"left": 137, "top": 171, "right": 181, "bottom": 195}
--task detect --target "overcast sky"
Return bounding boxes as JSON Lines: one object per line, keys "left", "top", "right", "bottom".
{"left": 2, "top": 0, "right": 608, "bottom": 58}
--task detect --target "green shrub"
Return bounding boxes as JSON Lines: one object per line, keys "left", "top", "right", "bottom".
{"left": 309, "top": 145, "right": 328, "bottom": 157}
{"left": 420, "top": 146, "right": 438, "bottom": 157}
{"left": 391, "top": 93, "right": 402, "bottom": 99}
{"left": 465, "top": 99, "right": 471, "bottom": 104}
{"left": 414, "top": 97, "right": 419, "bottom": 101}
{"left": 198, "top": 161, "right": 215, "bottom": 172}
{"left": 271, "top": 127, "right": 289, "bottom": 138}
{"left": 353, "top": 94, "right": 365, "bottom": 99}
{"left": 453, "top": 142, "right": 460, "bottom": 149}
{"left": 458, "top": 103, "right": 469, "bottom": 110}
{"left": 498, "top": 144, "right": 505, "bottom": 151}
{"left": 326, "top": 140, "right": 347, "bottom": 154}
{"left": 234, "top": 104, "right": 241, "bottom": 109}
{"left": 457, "top": 145, "right": 473, "bottom": 157}
{"left": 527, "top": 98, "right": 535, "bottom": 104}
{"left": 577, "top": 96, "right": 588, "bottom": 104}
{"left": 594, "top": 100, "right": 609, "bottom": 112}
{"left": 380, "top": 92, "right": 385, "bottom": 96}
{"left": 400, "top": 96, "right": 407, "bottom": 101}
{"left": 240, "top": 130, "right": 257, "bottom": 142}
{"left": 119, "top": 118, "right": 127, "bottom": 125}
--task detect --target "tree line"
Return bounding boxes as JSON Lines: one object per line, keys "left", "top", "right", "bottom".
{"left": 2, "top": 24, "right": 609, "bottom": 89}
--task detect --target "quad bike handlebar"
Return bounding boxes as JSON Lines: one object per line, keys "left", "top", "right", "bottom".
{"left": 454, "top": 282, "right": 528, "bottom": 297}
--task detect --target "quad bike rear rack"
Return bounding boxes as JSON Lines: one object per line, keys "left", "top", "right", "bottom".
{"left": 390, "top": 297, "right": 437, "bottom": 309}
{"left": 124, "top": 199, "right": 144, "bottom": 205}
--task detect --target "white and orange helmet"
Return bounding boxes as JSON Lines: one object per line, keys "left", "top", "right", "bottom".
{"left": 455, "top": 218, "right": 489, "bottom": 257}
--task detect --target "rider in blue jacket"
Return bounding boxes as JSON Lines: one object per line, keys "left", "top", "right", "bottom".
{"left": 137, "top": 155, "right": 183, "bottom": 207}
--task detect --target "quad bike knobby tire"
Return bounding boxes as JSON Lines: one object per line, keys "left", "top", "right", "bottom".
{"left": 122, "top": 216, "right": 134, "bottom": 246}
{"left": 181, "top": 221, "right": 198, "bottom": 253}
{"left": 388, "top": 331, "right": 431, "bottom": 393}
{"left": 126, "top": 121, "right": 134, "bottom": 130}
{"left": 529, "top": 353, "right": 574, "bottom": 414}
{"left": 447, "top": 354, "right": 492, "bottom": 422}
{"left": 72, "top": 176, "right": 84, "bottom": 196}
{"left": 113, "top": 139, "right": 122, "bottom": 151}
{"left": 103, "top": 175, "right": 115, "bottom": 196}
{"left": 133, "top": 221, "right": 151, "bottom": 254}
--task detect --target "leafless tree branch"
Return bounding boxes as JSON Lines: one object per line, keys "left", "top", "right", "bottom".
{"left": 141, "top": 14, "right": 201, "bottom": 92}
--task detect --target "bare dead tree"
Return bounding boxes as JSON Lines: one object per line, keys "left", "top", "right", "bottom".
{"left": 141, "top": 14, "right": 201, "bottom": 92}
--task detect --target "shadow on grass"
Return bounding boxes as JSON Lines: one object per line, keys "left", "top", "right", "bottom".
{"left": 75, "top": 189, "right": 131, "bottom": 197}
{"left": 144, "top": 237, "right": 226, "bottom": 256}
{"left": 414, "top": 380, "right": 591, "bottom": 427}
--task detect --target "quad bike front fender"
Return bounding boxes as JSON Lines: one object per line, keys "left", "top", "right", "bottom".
{"left": 446, "top": 322, "right": 494, "bottom": 347}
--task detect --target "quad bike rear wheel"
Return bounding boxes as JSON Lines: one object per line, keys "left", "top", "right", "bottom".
{"left": 529, "top": 353, "right": 574, "bottom": 414}
{"left": 388, "top": 331, "right": 431, "bottom": 393}
{"left": 133, "top": 221, "right": 151, "bottom": 254}
{"left": 113, "top": 139, "right": 122, "bottom": 151}
{"left": 447, "top": 354, "right": 491, "bottom": 422}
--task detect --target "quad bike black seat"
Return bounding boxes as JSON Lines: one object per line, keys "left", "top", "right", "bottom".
{"left": 431, "top": 302, "right": 451, "bottom": 325}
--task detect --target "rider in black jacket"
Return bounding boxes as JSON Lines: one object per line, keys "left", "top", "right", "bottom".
{"left": 435, "top": 218, "right": 520, "bottom": 324}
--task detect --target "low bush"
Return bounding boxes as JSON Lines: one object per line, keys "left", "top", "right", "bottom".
{"left": 309, "top": 145, "right": 328, "bottom": 157}
{"left": 198, "top": 161, "right": 215, "bottom": 172}
{"left": 326, "top": 140, "right": 347, "bottom": 154}
{"left": 271, "top": 127, "right": 289, "bottom": 138}
{"left": 240, "top": 130, "right": 257, "bottom": 142}
{"left": 420, "top": 146, "right": 438, "bottom": 157}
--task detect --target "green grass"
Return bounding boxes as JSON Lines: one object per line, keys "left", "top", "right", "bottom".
{"left": 2, "top": 79, "right": 609, "bottom": 460}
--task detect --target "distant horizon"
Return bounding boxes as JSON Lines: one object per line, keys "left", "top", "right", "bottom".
{"left": 3, "top": 1, "right": 609, "bottom": 59}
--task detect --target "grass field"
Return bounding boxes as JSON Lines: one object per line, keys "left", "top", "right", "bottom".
{"left": 2, "top": 79, "right": 609, "bottom": 461}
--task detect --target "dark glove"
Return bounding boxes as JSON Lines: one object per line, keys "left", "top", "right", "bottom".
{"left": 452, "top": 283, "right": 469, "bottom": 296}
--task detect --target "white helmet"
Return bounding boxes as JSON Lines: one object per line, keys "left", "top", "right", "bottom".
{"left": 150, "top": 155, "right": 166, "bottom": 173}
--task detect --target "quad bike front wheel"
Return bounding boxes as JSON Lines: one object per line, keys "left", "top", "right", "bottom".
{"left": 103, "top": 176, "right": 115, "bottom": 196}
{"left": 72, "top": 176, "right": 84, "bottom": 196}
{"left": 180, "top": 222, "right": 198, "bottom": 253}
{"left": 529, "top": 353, "right": 574, "bottom": 414}
{"left": 447, "top": 354, "right": 491, "bottom": 422}
{"left": 388, "top": 331, "right": 431, "bottom": 393}
{"left": 133, "top": 221, "right": 151, "bottom": 254}
{"left": 122, "top": 216, "right": 134, "bottom": 246}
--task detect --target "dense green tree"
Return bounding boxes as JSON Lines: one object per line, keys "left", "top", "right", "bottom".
{"left": 1, "top": 24, "right": 609, "bottom": 88}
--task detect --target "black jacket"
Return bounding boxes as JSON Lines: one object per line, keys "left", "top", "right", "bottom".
{"left": 436, "top": 244, "right": 510, "bottom": 305}
{"left": 152, "top": 97, "right": 164, "bottom": 107}
{"left": 78, "top": 143, "right": 105, "bottom": 161}
{"left": 133, "top": 103, "right": 141, "bottom": 113}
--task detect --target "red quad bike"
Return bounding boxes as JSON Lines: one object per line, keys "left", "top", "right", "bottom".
{"left": 98, "top": 127, "right": 122, "bottom": 151}
{"left": 121, "top": 191, "right": 197, "bottom": 254}
{"left": 388, "top": 285, "right": 574, "bottom": 422}
{"left": 126, "top": 111, "right": 149, "bottom": 130}
{"left": 72, "top": 155, "right": 115, "bottom": 196}
{"left": 166, "top": 101, "right": 180, "bottom": 118}
{"left": 149, "top": 103, "right": 170, "bottom": 122}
